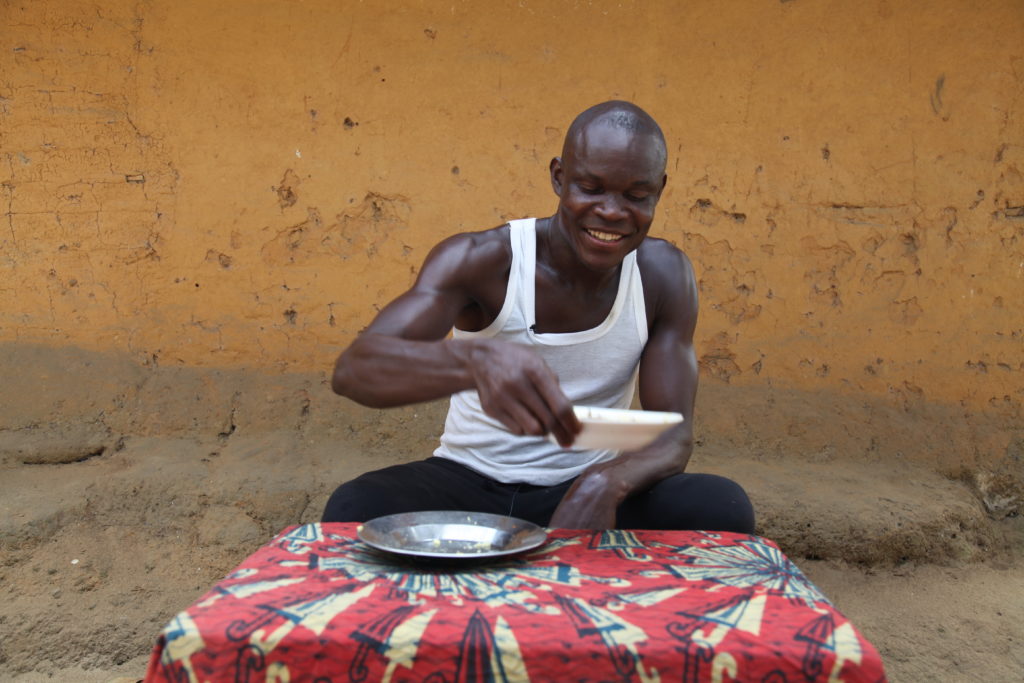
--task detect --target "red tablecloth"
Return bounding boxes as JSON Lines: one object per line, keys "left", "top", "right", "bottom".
{"left": 144, "top": 523, "right": 886, "bottom": 682}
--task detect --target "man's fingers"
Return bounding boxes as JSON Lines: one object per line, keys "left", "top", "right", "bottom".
{"left": 550, "top": 421, "right": 575, "bottom": 448}
{"left": 474, "top": 343, "right": 578, "bottom": 442}
{"left": 510, "top": 403, "right": 544, "bottom": 437}
{"left": 489, "top": 407, "right": 521, "bottom": 435}
{"left": 561, "top": 403, "right": 582, "bottom": 436}
{"left": 488, "top": 397, "right": 544, "bottom": 437}
{"left": 531, "top": 369, "right": 580, "bottom": 441}
{"left": 493, "top": 365, "right": 565, "bottom": 437}
{"left": 514, "top": 383, "right": 565, "bottom": 437}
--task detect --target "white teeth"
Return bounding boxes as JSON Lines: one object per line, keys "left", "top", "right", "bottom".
{"left": 586, "top": 229, "right": 622, "bottom": 242}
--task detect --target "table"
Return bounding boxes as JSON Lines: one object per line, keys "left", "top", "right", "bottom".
{"left": 144, "top": 523, "right": 887, "bottom": 682}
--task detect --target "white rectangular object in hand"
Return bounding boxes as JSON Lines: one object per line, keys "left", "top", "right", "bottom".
{"left": 551, "top": 405, "right": 684, "bottom": 451}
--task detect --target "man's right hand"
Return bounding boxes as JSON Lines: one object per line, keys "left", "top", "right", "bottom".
{"left": 467, "top": 340, "right": 581, "bottom": 447}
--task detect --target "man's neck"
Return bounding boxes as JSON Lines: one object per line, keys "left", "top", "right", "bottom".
{"left": 537, "top": 215, "right": 622, "bottom": 293}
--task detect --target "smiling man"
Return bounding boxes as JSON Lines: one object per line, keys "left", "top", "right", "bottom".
{"left": 324, "top": 101, "right": 755, "bottom": 532}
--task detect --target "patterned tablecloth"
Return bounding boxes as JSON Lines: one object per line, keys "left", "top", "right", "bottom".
{"left": 144, "top": 523, "right": 886, "bottom": 682}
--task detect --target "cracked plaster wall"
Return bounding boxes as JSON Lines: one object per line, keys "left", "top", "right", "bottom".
{"left": 1, "top": 0, "right": 1022, "bottom": 422}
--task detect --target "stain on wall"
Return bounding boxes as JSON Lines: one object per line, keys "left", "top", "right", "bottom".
{"left": 1, "top": 0, "right": 1022, "bottom": 423}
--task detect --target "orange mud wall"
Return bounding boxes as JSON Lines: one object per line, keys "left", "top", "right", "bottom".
{"left": 2, "top": 3, "right": 1022, "bottom": 457}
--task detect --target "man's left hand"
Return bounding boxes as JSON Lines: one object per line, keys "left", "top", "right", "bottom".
{"left": 547, "top": 461, "right": 624, "bottom": 529}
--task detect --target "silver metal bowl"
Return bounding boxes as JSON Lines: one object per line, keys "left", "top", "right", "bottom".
{"left": 357, "top": 510, "right": 547, "bottom": 560}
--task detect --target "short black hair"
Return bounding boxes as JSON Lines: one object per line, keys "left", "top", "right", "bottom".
{"left": 563, "top": 100, "right": 667, "bottom": 169}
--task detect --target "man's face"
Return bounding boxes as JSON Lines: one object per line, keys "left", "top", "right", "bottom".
{"left": 550, "top": 124, "right": 667, "bottom": 272}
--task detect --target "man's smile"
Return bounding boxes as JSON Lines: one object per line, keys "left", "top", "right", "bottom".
{"left": 583, "top": 228, "right": 627, "bottom": 243}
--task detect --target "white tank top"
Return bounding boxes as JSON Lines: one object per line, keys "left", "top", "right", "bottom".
{"left": 433, "top": 218, "right": 649, "bottom": 485}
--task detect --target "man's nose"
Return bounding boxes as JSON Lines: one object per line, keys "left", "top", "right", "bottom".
{"left": 593, "top": 195, "right": 627, "bottom": 221}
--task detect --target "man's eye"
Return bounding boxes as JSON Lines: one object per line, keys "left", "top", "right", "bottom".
{"left": 625, "top": 193, "right": 649, "bottom": 202}
{"left": 579, "top": 185, "right": 602, "bottom": 195}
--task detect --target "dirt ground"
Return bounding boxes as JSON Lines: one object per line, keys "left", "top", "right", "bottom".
{"left": 1, "top": 344, "right": 1022, "bottom": 682}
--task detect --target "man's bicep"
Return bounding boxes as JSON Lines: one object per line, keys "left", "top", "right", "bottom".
{"left": 637, "top": 246, "right": 699, "bottom": 416}
{"left": 362, "top": 286, "right": 466, "bottom": 341}
{"left": 638, "top": 329, "right": 698, "bottom": 416}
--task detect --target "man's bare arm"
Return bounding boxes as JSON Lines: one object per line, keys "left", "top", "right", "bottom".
{"left": 331, "top": 231, "right": 581, "bottom": 444}
{"left": 548, "top": 241, "right": 698, "bottom": 528}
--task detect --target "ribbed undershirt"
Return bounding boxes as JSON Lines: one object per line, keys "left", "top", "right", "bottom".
{"left": 433, "top": 218, "right": 649, "bottom": 485}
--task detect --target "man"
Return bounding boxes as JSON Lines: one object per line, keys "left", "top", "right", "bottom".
{"left": 324, "top": 101, "right": 754, "bottom": 532}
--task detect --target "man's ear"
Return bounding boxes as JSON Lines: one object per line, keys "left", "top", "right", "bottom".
{"left": 549, "top": 157, "right": 564, "bottom": 195}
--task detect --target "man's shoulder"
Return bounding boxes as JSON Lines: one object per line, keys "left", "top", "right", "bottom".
{"left": 450, "top": 222, "right": 512, "bottom": 248}
{"left": 423, "top": 223, "right": 513, "bottom": 284}
{"left": 439, "top": 222, "right": 511, "bottom": 261}
{"left": 636, "top": 236, "right": 693, "bottom": 282}
{"left": 636, "top": 236, "right": 697, "bottom": 322}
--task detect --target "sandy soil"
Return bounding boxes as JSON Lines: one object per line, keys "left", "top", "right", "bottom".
{"left": 3, "top": 435, "right": 1021, "bottom": 683}
{"left": 1, "top": 344, "right": 1021, "bottom": 682}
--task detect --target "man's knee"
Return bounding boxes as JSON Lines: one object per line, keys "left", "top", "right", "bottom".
{"left": 622, "top": 473, "right": 755, "bottom": 533}
{"left": 322, "top": 479, "right": 380, "bottom": 523}
{"left": 321, "top": 473, "right": 408, "bottom": 523}
{"left": 321, "top": 458, "right": 475, "bottom": 523}
{"left": 694, "top": 474, "right": 755, "bottom": 534}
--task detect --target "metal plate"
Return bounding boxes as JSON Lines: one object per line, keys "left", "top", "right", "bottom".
{"left": 357, "top": 510, "right": 547, "bottom": 560}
